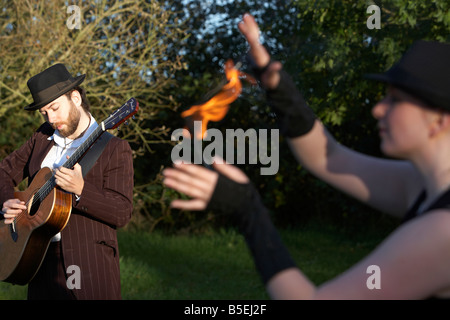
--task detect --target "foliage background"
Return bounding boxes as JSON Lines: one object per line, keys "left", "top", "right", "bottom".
{"left": 1, "top": 0, "right": 449, "bottom": 233}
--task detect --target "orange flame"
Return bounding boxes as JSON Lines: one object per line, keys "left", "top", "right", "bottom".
{"left": 181, "top": 59, "right": 256, "bottom": 139}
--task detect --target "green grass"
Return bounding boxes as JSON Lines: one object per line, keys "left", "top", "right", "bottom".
{"left": 0, "top": 222, "right": 393, "bottom": 300}
{"left": 119, "top": 229, "right": 268, "bottom": 299}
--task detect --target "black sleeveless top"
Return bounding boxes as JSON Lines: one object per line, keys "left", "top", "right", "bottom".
{"left": 402, "top": 188, "right": 450, "bottom": 300}
{"left": 402, "top": 188, "right": 450, "bottom": 223}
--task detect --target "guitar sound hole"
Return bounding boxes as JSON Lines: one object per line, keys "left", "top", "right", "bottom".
{"left": 29, "top": 198, "right": 41, "bottom": 216}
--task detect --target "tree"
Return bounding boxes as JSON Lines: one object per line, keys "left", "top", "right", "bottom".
{"left": 272, "top": 0, "right": 450, "bottom": 228}
{"left": 0, "top": 0, "right": 187, "bottom": 223}
{"left": 161, "top": 0, "right": 450, "bottom": 232}
{"left": 4, "top": 1, "right": 447, "bottom": 233}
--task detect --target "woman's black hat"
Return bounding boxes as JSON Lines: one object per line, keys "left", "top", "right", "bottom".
{"left": 366, "top": 40, "right": 450, "bottom": 110}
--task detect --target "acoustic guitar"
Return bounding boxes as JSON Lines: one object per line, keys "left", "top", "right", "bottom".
{"left": 0, "top": 97, "right": 138, "bottom": 285}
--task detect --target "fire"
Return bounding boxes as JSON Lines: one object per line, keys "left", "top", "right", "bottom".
{"left": 181, "top": 59, "right": 256, "bottom": 139}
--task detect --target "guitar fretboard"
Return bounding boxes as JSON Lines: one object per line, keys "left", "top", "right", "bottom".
{"left": 32, "top": 125, "right": 105, "bottom": 206}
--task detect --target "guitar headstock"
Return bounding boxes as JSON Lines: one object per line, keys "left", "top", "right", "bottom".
{"left": 103, "top": 98, "right": 139, "bottom": 131}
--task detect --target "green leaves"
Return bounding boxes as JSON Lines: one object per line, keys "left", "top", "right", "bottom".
{"left": 3, "top": 1, "right": 447, "bottom": 231}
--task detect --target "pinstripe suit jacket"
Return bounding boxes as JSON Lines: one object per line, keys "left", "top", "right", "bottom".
{"left": 0, "top": 122, "right": 134, "bottom": 299}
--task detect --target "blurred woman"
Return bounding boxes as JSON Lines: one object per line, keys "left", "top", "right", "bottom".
{"left": 163, "top": 14, "right": 450, "bottom": 299}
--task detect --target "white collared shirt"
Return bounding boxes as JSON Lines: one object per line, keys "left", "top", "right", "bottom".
{"left": 42, "top": 114, "right": 98, "bottom": 169}
{"left": 41, "top": 114, "right": 98, "bottom": 241}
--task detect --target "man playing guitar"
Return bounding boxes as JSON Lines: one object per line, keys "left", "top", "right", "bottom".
{"left": 0, "top": 64, "right": 134, "bottom": 300}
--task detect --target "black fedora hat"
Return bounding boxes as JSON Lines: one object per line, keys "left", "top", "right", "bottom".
{"left": 25, "top": 63, "right": 85, "bottom": 111}
{"left": 366, "top": 40, "right": 450, "bottom": 110}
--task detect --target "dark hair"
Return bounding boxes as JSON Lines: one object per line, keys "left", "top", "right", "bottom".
{"left": 65, "top": 86, "right": 90, "bottom": 112}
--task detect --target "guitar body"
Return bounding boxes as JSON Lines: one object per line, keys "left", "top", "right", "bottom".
{"left": 0, "top": 167, "right": 72, "bottom": 285}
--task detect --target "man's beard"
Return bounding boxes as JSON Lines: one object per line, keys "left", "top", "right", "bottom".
{"left": 53, "top": 101, "right": 81, "bottom": 138}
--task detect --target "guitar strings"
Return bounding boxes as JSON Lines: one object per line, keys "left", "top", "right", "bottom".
{"left": 13, "top": 125, "right": 105, "bottom": 223}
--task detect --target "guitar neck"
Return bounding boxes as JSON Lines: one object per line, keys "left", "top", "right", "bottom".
{"left": 62, "top": 125, "right": 104, "bottom": 169}
{"left": 35, "top": 124, "right": 105, "bottom": 203}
